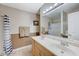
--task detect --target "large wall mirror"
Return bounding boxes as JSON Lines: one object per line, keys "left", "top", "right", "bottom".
{"left": 40, "top": 3, "right": 79, "bottom": 40}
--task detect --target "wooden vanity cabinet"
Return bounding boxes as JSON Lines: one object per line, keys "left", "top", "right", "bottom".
{"left": 32, "top": 39, "right": 56, "bottom": 56}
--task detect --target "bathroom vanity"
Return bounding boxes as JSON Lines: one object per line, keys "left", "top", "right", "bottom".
{"left": 32, "top": 35, "right": 79, "bottom": 56}
{"left": 32, "top": 38, "right": 55, "bottom": 56}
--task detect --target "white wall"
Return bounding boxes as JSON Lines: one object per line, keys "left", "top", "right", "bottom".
{"left": 0, "top": 4, "right": 36, "bottom": 34}
{"left": 68, "top": 11, "right": 79, "bottom": 40}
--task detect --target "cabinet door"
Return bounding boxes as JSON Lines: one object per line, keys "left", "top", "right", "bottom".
{"left": 32, "top": 40, "right": 55, "bottom": 56}
{"left": 39, "top": 51, "right": 45, "bottom": 56}
{"left": 40, "top": 47, "right": 53, "bottom": 56}
{"left": 34, "top": 47, "right": 40, "bottom": 56}
{"left": 35, "top": 41, "right": 55, "bottom": 56}
{"left": 32, "top": 40, "right": 40, "bottom": 56}
{"left": 32, "top": 40, "right": 35, "bottom": 55}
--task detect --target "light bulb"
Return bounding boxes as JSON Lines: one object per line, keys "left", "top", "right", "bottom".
{"left": 54, "top": 3, "right": 58, "bottom": 6}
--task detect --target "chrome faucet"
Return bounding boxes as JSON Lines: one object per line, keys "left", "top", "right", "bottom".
{"left": 68, "top": 34, "right": 72, "bottom": 39}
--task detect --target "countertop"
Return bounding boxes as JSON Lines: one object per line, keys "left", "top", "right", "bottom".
{"left": 32, "top": 35, "right": 79, "bottom": 56}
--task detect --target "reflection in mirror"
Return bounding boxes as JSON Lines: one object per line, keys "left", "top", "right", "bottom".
{"left": 40, "top": 3, "right": 79, "bottom": 40}
{"left": 48, "top": 13, "right": 61, "bottom": 36}
{"left": 40, "top": 3, "right": 63, "bottom": 37}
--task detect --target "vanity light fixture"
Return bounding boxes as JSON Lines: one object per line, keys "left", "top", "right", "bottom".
{"left": 43, "top": 3, "right": 63, "bottom": 14}
{"left": 43, "top": 6, "right": 53, "bottom": 13}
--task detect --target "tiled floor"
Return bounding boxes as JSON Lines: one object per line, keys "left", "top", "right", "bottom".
{"left": 10, "top": 45, "right": 32, "bottom": 56}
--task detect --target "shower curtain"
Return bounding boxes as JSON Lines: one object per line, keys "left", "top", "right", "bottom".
{"left": 3, "top": 15, "right": 12, "bottom": 55}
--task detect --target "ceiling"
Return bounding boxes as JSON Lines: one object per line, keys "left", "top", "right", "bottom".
{"left": 1, "top": 3, "right": 44, "bottom": 14}
{"left": 43, "top": 3, "right": 79, "bottom": 19}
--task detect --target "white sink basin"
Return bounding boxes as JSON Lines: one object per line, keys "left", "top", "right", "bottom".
{"left": 48, "top": 43, "right": 77, "bottom": 56}
{"left": 37, "top": 36, "right": 60, "bottom": 44}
